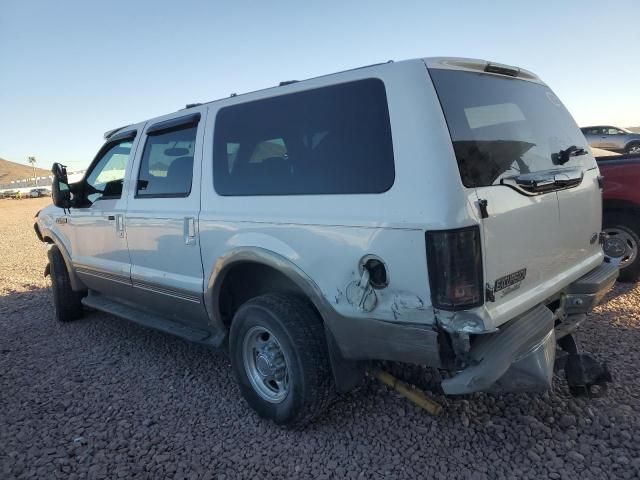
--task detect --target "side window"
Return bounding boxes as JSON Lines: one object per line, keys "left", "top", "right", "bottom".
{"left": 605, "top": 127, "right": 621, "bottom": 135}
{"left": 85, "top": 140, "right": 133, "bottom": 204}
{"left": 213, "top": 78, "right": 395, "bottom": 195}
{"left": 137, "top": 125, "right": 197, "bottom": 197}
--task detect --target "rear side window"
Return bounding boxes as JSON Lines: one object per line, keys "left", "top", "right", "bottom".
{"left": 137, "top": 126, "right": 197, "bottom": 197}
{"left": 213, "top": 79, "right": 395, "bottom": 195}
{"left": 430, "top": 69, "right": 594, "bottom": 188}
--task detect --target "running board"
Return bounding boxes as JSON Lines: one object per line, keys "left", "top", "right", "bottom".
{"left": 82, "top": 292, "right": 213, "bottom": 343}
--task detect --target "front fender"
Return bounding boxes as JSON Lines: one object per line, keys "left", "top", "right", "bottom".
{"left": 37, "top": 221, "right": 84, "bottom": 291}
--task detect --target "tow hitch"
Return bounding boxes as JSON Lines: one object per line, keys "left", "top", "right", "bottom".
{"left": 558, "top": 334, "right": 612, "bottom": 397}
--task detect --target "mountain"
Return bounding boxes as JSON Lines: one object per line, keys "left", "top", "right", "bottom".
{"left": 0, "top": 157, "right": 51, "bottom": 185}
{"left": 627, "top": 126, "right": 640, "bottom": 134}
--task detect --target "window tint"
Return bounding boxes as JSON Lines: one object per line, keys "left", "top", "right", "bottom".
{"left": 137, "top": 126, "right": 196, "bottom": 197}
{"left": 430, "top": 69, "right": 594, "bottom": 188}
{"left": 213, "top": 79, "right": 394, "bottom": 195}
{"left": 85, "top": 141, "right": 132, "bottom": 203}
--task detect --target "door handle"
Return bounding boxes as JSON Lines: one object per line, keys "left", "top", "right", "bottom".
{"left": 115, "top": 214, "right": 125, "bottom": 238}
{"left": 184, "top": 217, "right": 196, "bottom": 245}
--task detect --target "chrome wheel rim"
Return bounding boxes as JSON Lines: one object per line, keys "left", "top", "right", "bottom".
{"left": 603, "top": 227, "right": 638, "bottom": 267}
{"left": 628, "top": 145, "right": 640, "bottom": 155}
{"left": 242, "top": 326, "right": 289, "bottom": 403}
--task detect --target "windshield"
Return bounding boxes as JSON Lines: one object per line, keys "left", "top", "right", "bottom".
{"left": 429, "top": 69, "right": 595, "bottom": 187}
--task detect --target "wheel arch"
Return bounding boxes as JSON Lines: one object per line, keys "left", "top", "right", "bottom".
{"left": 205, "top": 247, "right": 334, "bottom": 331}
{"left": 40, "top": 228, "right": 85, "bottom": 291}
{"left": 624, "top": 139, "right": 640, "bottom": 151}
{"left": 204, "top": 247, "right": 366, "bottom": 392}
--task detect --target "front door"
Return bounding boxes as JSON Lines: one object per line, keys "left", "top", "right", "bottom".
{"left": 600, "top": 127, "right": 623, "bottom": 150}
{"left": 124, "top": 108, "right": 209, "bottom": 328}
{"left": 70, "top": 129, "right": 140, "bottom": 297}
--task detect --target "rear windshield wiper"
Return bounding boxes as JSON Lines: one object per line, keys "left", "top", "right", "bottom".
{"left": 501, "top": 167, "right": 584, "bottom": 195}
{"left": 552, "top": 145, "right": 588, "bottom": 165}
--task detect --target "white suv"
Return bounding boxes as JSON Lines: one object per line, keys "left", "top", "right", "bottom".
{"left": 35, "top": 57, "right": 617, "bottom": 426}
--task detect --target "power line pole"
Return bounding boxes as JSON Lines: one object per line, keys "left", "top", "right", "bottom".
{"left": 28, "top": 156, "right": 38, "bottom": 186}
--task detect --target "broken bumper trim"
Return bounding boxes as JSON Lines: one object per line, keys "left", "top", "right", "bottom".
{"left": 441, "top": 304, "right": 555, "bottom": 395}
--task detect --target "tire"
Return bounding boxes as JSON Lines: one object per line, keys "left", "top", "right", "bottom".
{"left": 229, "top": 293, "right": 335, "bottom": 427}
{"left": 603, "top": 212, "right": 640, "bottom": 282}
{"left": 624, "top": 142, "right": 640, "bottom": 155}
{"left": 48, "top": 246, "right": 85, "bottom": 321}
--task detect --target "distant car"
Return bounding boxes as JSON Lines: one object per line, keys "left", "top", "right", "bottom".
{"left": 581, "top": 126, "right": 640, "bottom": 154}
{"left": 597, "top": 154, "right": 640, "bottom": 281}
{"left": 30, "top": 187, "right": 50, "bottom": 198}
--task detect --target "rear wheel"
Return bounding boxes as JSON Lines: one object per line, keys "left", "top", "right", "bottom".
{"left": 603, "top": 212, "right": 640, "bottom": 282}
{"left": 48, "top": 246, "right": 85, "bottom": 321}
{"left": 625, "top": 142, "right": 640, "bottom": 155}
{"left": 229, "top": 293, "right": 334, "bottom": 427}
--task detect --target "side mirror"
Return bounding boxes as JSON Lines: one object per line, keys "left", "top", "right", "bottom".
{"left": 51, "top": 163, "right": 71, "bottom": 209}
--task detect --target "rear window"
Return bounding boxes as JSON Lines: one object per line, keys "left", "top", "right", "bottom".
{"left": 212, "top": 79, "right": 395, "bottom": 195}
{"left": 429, "top": 69, "right": 594, "bottom": 187}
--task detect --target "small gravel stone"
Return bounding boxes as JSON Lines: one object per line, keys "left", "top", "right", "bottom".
{"left": 559, "top": 414, "right": 577, "bottom": 428}
{"left": 2, "top": 198, "right": 640, "bottom": 479}
{"left": 567, "top": 451, "right": 585, "bottom": 462}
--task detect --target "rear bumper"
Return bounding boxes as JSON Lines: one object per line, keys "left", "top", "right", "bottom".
{"left": 441, "top": 261, "right": 618, "bottom": 395}
{"left": 563, "top": 261, "right": 618, "bottom": 314}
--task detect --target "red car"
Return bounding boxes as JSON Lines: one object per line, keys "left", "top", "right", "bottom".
{"left": 597, "top": 154, "right": 640, "bottom": 281}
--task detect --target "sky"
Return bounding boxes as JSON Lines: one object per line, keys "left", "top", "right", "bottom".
{"left": 1, "top": 0, "right": 639, "bottom": 171}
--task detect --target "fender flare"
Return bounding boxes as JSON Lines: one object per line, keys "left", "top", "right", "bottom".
{"left": 204, "top": 246, "right": 337, "bottom": 332}
{"left": 204, "top": 247, "right": 365, "bottom": 392}
{"left": 40, "top": 227, "right": 85, "bottom": 291}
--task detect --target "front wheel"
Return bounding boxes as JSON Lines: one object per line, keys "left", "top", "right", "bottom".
{"left": 229, "top": 293, "right": 335, "bottom": 427}
{"left": 48, "top": 246, "right": 85, "bottom": 321}
{"left": 625, "top": 142, "right": 640, "bottom": 155}
{"left": 603, "top": 212, "right": 640, "bottom": 282}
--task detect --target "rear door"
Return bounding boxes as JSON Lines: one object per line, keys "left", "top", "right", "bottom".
{"left": 429, "top": 64, "right": 602, "bottom": 324}
{"left": 124, "top": 107, "right": 209, "bottom": 328}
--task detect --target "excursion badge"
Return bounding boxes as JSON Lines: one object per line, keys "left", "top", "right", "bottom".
{"left": 494, "top": 268, "right": 527, "bottom": 293}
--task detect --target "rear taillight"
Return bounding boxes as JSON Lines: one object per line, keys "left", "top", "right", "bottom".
{"left": 426, "top": 226, "right": 484, "bottom": 311}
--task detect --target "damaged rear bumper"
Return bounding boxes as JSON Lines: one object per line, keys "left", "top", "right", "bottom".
{"left": 441, "top": 261, "right": 618, "bottom": 395}
{"left": 442, "top": 304, "right": 556, "bottom": 394}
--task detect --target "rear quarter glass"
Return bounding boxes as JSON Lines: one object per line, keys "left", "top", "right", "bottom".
{"left": 428, "top": 69, "right": 595, "bottom": 188}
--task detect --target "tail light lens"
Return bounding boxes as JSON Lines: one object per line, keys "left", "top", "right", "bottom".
{"left": 426, "top": 226, "right": 484, "bottom": 311}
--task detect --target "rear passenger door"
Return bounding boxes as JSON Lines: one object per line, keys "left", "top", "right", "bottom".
{"left": 125, "top": 108, "right": 209, "bottom": 328}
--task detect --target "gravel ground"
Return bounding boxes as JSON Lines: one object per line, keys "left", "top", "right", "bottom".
{"left": 1, "top": 197, "right": 640, "bottom": 479}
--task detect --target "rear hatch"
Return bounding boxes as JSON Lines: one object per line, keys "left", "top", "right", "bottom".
{"left": 427, "top": 60, "right": 603, "bottom": 327}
